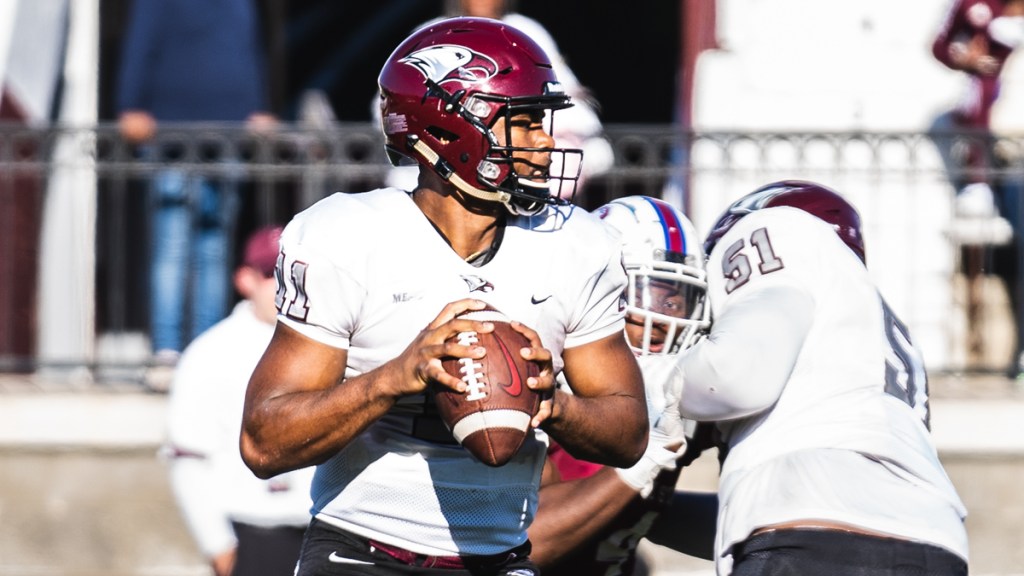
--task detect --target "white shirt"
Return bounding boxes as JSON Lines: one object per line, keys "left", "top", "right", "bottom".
{"left": 275, "top": 188, "right": 627, "bottom": 556}
{"left": 675, "top": 207, "right": 969, "bottom": 574}
{"left": 499, "top": 13, "right": 613, "bottom": 185}
{"left": 165, "top": 301, "right": 315, "bottom": 558}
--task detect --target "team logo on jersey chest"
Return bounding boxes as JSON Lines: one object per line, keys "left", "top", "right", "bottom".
{"left": 461, "top": 274, "right": 494, "bottom": 293}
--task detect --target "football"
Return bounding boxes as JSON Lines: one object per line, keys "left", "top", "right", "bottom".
{"left": 437, "top": 307, "right": 542, "bottom": 467}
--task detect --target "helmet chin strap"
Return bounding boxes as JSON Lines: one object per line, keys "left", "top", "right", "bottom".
{"left": 410, "top": 136, "right": 533, "bottom": 215}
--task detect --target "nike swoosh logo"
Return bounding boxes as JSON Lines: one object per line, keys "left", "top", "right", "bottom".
{"left": 494, "top": 335, "right": 524, "bottom": 396}
{"left": 531, "top": 294, "right": 552, "bottom": 304}
{"left": 328, "top": 551, "right": 374, "bottom": 565}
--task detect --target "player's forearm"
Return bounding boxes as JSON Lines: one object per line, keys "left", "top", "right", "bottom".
{"left": 241, "top": 362, "right": 400, "bottom": 478}
{"left": 530, "top": 467, "right": 639, "bottom": 567}
{"left": 547, "top": 335, "right": 648, "bottom": 466}
{"left": 542, "top": 391, "right": 647, "bottom": 467}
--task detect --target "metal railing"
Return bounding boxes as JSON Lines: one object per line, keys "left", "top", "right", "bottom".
{"left": 1, "top": 122, "right": 1021, "bottom": 386}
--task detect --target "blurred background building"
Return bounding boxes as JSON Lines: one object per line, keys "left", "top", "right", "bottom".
{"left": 2, "top": 0, "right": 1018, "bottom": 377}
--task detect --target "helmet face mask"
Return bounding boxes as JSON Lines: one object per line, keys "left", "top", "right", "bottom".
{"left": 626, "top": 260, "right": 709, "bottom": 355}
{"left": 478, "top": 95, "right": 581, "bottom": 212}
{"left": 378, "top": 17, "right": 583, "bottom": 215}
{"left": 594, "top": 196, "right": 711, "bottom": 356}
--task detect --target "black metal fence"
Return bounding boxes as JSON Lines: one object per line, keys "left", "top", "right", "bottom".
{"left": 2, "top": 122, "right": 1022, "bottom": 386}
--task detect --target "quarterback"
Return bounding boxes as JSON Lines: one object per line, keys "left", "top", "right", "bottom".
{"left": 239, "top": 17, "right": 647, "bottom": 576}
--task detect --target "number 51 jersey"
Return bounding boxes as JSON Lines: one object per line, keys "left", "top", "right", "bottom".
{"left": 684, "top": 206, "right": 968, "bottom": 568}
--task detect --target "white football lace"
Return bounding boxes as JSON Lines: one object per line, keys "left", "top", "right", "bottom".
{"left": 455, "top": 331, "right": 488, "bottom": 401}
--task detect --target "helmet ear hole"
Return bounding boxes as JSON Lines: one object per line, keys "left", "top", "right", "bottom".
{"left": 426, "top": 125, "right": 460, "bottom": 145}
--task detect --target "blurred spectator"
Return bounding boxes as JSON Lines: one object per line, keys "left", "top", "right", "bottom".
{"left": 932, "top": 0, "right": 1024, "bottom": 377}
{"left": 379, "top": 0, "right": 614, "bottom": 206}
{"left": 933, "top": 0, "right": 1024, "bottom": 220}
{"left": 164, "top": 226, "right": 313, "bottom": 576}
{"left": 115, "top": 0, "right": 277, "bottom": 388}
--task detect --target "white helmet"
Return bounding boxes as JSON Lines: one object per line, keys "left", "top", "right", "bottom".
{"left": 594, "top": 196, "right": 710, "bottom": 355}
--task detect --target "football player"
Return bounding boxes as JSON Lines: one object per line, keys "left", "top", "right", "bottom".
{"left": 528, "top": 195, "right": 719, "bottom": 575}
{"left": 667, "top": 181, "right": 969, "bottom": 575}
{"left": 239, "top": 17, "right": 647, "bottom": 576}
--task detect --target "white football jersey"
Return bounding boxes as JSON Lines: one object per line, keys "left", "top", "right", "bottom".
{"left": 677, "top": 207, "right": 968, "bottom": 574}
{"left": 166, "top": 301, "right": 314, "bottom": 558}
{"left": 274, "top": 188, "right": 627, "bottom": 556}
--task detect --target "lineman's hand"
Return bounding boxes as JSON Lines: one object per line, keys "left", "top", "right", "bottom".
{"left": 615, "top": 426, "right": 686, "bottom": 498}
{"left": 636, "top": 355, "right": 686, "bottom": 438}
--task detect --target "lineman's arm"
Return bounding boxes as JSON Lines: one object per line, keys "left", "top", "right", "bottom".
{"left": 676, "top": 285, "right": 813, "bottom": 421}
{"left": 529, "top": 427, "right": 685, "bottom": 567}
{"left": 528, "top": 458, "right": 640, "bottom": 568}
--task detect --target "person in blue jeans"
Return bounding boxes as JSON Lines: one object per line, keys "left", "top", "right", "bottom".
{"left": 148, "top": 169, "right": 240, "bottom": 360}
{"left": 115, "top": 0, "right": 276, "bottom": 384}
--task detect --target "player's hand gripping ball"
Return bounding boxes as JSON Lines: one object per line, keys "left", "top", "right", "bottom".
{"left": 438, "top": 307, "right": 541, "bottom": 467}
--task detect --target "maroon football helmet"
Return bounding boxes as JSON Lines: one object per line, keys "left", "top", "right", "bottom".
{"left": 377, "top": 17, "right": 582, "bottom": 215}
{"left": 704, "top": 180, "right": 867, "bottom": 263}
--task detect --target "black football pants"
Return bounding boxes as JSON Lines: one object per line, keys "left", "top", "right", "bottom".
{"left": 730, "top": 528, "right": 968, "bottom": 576}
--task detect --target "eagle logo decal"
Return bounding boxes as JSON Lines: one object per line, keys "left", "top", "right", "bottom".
{"left": 400, "top": 44, "right": 498, "bottom": 86}
{"left": 461, "top": 274, "right": 495, "bottom": 293}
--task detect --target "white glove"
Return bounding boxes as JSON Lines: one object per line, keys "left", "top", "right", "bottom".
{"left": 654, "top": 379, "right": 688, "bottom": 440}
{"left": 616, "top": 355, "right": 689, "bottom": 497}
{"left": 636, "top": 356, "right": 683, "bottom": 418}
{"left": 636, "top": 355, "right": 687, "bottom": 439}
{"left": 615, "top": 426, "right": 687, "bottom": 498}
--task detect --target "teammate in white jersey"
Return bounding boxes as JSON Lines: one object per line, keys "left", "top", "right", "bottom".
{"left": 667, "top": 180, "right": 969, "bottom": 575}
{"left": 239, "top": 17, "right": 647, "bottom": 576}
{"left": 165, "top": 226, "right": 313, "bottom": 576}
